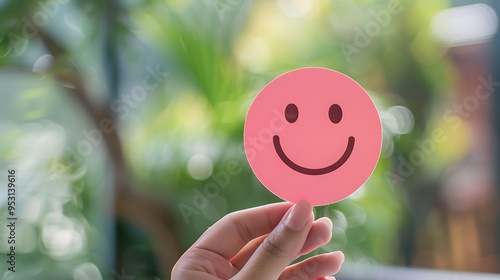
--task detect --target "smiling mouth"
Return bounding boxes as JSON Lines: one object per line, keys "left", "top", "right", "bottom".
{"left": 273, "top": 135, "right": 355, "bottom": 175}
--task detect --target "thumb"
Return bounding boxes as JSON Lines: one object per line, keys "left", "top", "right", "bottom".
{"left": 237, "top": 200, "right": 313, "bottom": 280}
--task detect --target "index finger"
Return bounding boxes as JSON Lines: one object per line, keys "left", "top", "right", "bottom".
{"left": 191, "top": 202, "right": 295, "bottom": 260}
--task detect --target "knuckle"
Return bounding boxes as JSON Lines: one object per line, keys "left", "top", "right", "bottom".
{"left": 261, "top": 233, "right": 287, "bottom": 259}
{"left": 228, "top": 213, "right": 253, "bottom": 243}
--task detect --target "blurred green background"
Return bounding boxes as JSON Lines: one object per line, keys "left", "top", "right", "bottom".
{"left": 0, "top": 0, "right": 499, "bottom": 279}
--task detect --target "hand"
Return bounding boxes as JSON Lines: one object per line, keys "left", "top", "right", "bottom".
{"left": 171, "top": 200, "right": 344, "bottom": 280}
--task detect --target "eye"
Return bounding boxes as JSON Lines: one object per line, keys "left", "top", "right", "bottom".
{"left": 329, "top": 104, "right": 342, "bottom": 124}
{"left": 285, "top": 103, "right": 299, "bottom": 123}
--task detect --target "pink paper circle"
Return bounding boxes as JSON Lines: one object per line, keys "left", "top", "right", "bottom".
{"left": 244, "top": 67, "right": 382, "bottom": 206}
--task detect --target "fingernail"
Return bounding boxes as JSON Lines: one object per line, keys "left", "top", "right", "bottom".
{"left": 284, "top": 200, "right": 312, "bottom": 231}
{"left": 319, "top": 217, "right": 333, "bottom": 232}
{"left": 333, "top": 251, "right": 345, "bottom": 264}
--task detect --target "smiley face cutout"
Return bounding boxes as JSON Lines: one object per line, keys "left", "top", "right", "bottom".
{"left": 244, "top": 67, "right": 382, "bottom": 206}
